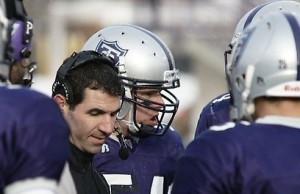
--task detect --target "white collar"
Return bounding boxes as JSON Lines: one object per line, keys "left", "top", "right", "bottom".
{"left": 255, "top": 115, "right": 300, "bottom": 129}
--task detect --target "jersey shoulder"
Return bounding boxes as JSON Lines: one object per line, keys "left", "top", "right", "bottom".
{"left": 0, "top": 86, "right": 54, "bottom": 108}
{"left": 189, "top": 121, "right": 249, "bottom": 158}
{"left": 166, "top": 126, "right": 183, "bottom": 141}
{"left": 194, "top": 92, "right": 231, "bottom": 137}
{"left": 202, "top": 92, "right": 231, "bottom": 117}
{"left": 0, "top": 86, "right": 70, "bottom": 187}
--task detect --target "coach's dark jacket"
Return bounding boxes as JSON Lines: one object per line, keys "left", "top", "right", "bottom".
{"left": 69, "top": 143, "right": 110, "bottom": 194}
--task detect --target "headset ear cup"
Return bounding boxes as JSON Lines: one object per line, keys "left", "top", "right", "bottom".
{"left": 62, "top": 80, "right": 73, "bottom": 104}
{"left": 53, "top": 50, "right": 117, "bottom": 106}
{"left": 52, "top": 79, "right": 73, "bottom": 105}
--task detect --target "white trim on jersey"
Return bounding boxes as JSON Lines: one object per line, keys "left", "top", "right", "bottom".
{"left": 256, "top": 115, "right": 300, "bottom": 129}
{"left": 4, "top": 177, "right": 57, "bottom": 194}
{"left": 209, "top": 121, "right": 236, "bottom": 131}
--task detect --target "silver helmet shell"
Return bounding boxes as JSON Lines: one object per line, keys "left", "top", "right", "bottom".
{"left": 82, "top": 24, "right": 180, "bottom": 136}
{"left": 225, "top": 0, "right": 300, "bottom": 77}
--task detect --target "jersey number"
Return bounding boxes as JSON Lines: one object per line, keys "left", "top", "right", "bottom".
{"left": 104, "top": 174, "right": 164, "bottom": 194}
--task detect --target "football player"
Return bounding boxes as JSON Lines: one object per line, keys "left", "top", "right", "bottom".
{"left": 1, "top": 0, "right": 36, "bottom": 86}
{"left": 172, "top": 11, "right": 300, "bottom": 194}
{"left": 82, "top": 24, "right": 184, "bottom": 194}
{"left": 0, "top": 1, "right": 70, "bottom": 194}
{"left": 194, "top": 0, "right": 300, "bottom": 137}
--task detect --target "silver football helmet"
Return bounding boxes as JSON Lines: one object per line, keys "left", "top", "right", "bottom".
{"left": 225, "top": 0, "right": 300, "bottom": 121}
{"left": 82, "top": 24, "right": 180, "bottom": 136}
{"left": 229, "top": 11, "right": 300, "bottom": 121}
{"left": 225, "top": 0, "right": 300, "bottom": 78}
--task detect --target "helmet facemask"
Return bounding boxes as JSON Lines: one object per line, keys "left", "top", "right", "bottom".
{"left": 118, "top": 75, "right": 179, "bottom": 137}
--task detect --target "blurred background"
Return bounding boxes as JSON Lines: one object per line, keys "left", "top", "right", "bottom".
{"left": 24, "top": 0, "right": 277, "bottom": 146}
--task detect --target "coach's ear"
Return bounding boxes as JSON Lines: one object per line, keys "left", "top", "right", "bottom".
{"left": 53, "top": 94, "right": 67, "bottom": 112}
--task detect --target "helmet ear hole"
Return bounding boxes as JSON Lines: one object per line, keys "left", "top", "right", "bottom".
{"left": 235, "top": 76, "right": 245, "bottom": 92}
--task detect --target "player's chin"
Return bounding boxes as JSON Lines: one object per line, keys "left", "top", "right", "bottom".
{"left": 87, "top": 137, "right": 105, "bottom": 154}
{"left": 86, "top": 145, "right": 102, "bottom": 155}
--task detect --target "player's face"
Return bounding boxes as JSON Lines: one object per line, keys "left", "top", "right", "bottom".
{"left": 134, "top": 88, "right": 164, "bottom": 127}
{"left": 9, "top": 58, "right": 30, "bottom": 84}
{"left": 65, "top": 88, "right": 121, "bottom": 154}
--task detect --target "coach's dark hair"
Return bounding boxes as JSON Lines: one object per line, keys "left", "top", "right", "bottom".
{"left": 52, "top": 50, "right": 124, "bottom": 110}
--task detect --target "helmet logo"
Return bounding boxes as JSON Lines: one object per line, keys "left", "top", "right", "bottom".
{"left": 25, "top": 21, "right": 33, "bottom": 37}
{"left": 96, "top": 40, "right": 128, "bottom": 66}
{"left": 278, "top": 59, "right": 288, "bottom": 69}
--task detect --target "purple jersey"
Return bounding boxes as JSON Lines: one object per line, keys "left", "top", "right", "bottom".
{"left": 172, "top": 116, "right": 300, "bottom": 194}
{"left": 0, "top": 86, "right": 69, "bottom": 191}
{"left": 94, "top": 128, "right": 184, "bottom": 194}
{"left": 194, "top": 92, "right": 230, "bottom": 138}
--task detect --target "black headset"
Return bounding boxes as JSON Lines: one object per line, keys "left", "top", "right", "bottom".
{"left": 52, "top": 50, "right": 117, "bottom": 104}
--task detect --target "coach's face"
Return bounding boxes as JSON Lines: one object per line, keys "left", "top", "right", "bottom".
{"left": 54, "top": 87, "right": 121, "bottom": 154}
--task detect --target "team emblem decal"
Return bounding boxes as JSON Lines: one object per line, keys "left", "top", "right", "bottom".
{"left": 96, "top": 40, "right": 128, "bottom": 66}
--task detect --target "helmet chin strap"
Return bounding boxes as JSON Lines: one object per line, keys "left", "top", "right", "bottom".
{"left": 117, "top": 84, "right": 141, "bottom": 134}
{"left": 119, "top": 107, "right": 141, "bottom": 134}
{"left": 242, "top": 64, "right": 255, "bottom": 122}
{"left": 120, "top": 120, "right": 138, "bottom": 134}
